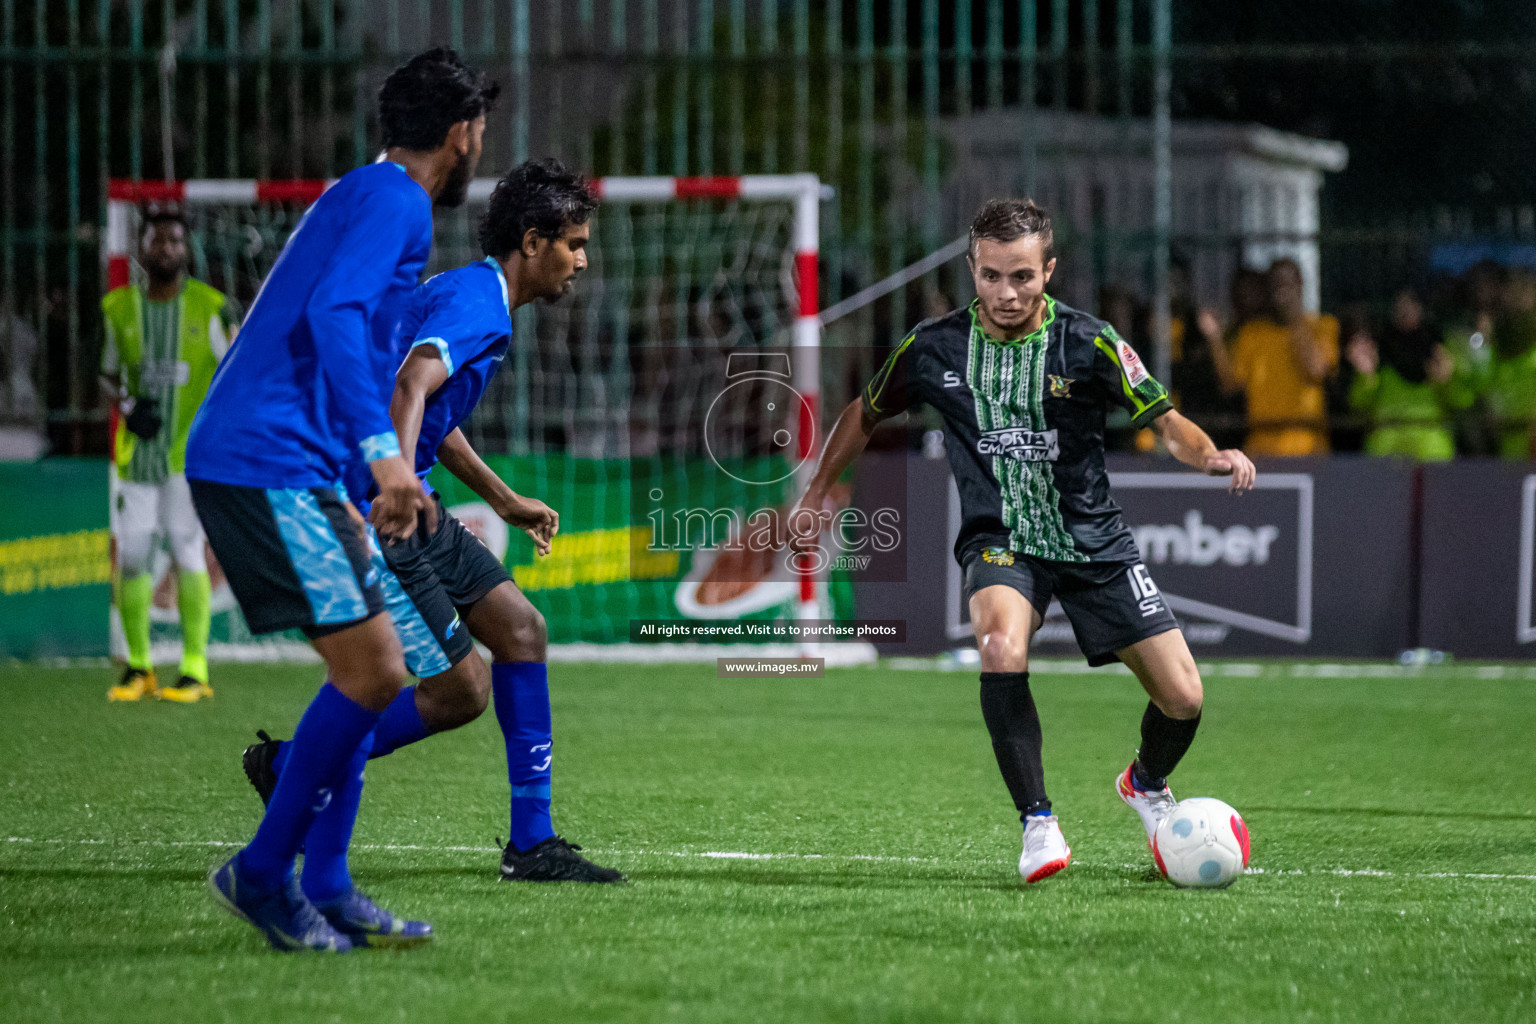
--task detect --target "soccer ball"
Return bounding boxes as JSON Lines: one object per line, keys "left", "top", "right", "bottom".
{"left": 1152, "top": 797, "right": 1250, "bottom": 888}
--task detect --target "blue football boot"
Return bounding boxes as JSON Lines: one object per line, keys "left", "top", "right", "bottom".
{"left": 311, "top": 888, "right": 434, "bottom": 949}
{"left": 208, "top": 855, "right": 351, "bottom": 953}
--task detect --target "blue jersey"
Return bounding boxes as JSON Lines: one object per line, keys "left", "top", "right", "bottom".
{"left": 342, "top": 258, "right": 513, "bottom": 505}
{"left": 186, "top": 161, "right": 433, "bottom": 489}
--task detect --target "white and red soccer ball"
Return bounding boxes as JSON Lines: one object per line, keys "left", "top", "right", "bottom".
{"left": 1152, "top": 797, "right": 1250, "bottom": 888}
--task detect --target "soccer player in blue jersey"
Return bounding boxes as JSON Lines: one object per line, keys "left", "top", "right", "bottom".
{"left": 242, "top": 159, "right": 623, "bottom": 884}
{"left": 185, "top": 48, "right": 497, "bottom": 953}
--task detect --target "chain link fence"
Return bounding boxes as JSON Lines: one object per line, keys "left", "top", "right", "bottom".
{"left": 3, "top": 0, "right": 1534, "bottom": 457}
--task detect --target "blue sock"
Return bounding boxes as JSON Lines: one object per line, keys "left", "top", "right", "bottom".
{"left": 368, "top": 686, "right": 430, "bottom": 760}
{"left": 300, "top": 731, "right": 371, "bottom": 903}
{"left": 1026, "top": 808, "right": 1054, "bottom": 818}
{"left": 491, "top": 662, "right": 555, "bottom": 852}
{"left": 1132, "top": 762, "right": 1164, "bottom": 792}
{"left": 273, "top": 687, "right": 423, "bottom": 768}
{"left": 238, "top": 682, "right": 381, "bottom": 891}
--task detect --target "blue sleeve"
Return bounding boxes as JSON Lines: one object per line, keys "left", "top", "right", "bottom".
{"left": 303, "top": 187, "right": 427, "bottom": 462}
{"left": 406, "top": 285, "right": 496, "bottom": 376}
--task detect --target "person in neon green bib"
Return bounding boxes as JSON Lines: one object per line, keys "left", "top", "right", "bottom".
{"left": 1345, "top": 287, "right": 1468, "bottom": 462}
{"left": 102, "top": 208, "right": 237, "bottom": 703}
{"left": 1481, "top": 272, "right": 1536, "bottom": 459}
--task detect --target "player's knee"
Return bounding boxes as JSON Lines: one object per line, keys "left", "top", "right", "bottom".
{"left": 976, "top": 628, "right": 1029, "bottom": 673}
{"left": 366, "top": 633, "right": 410, "bottom": 694}
{"left": 429, "top": 656, "right": 491, "bottom": 729}
{"left": 1159, "top": 663, "right": 1203, "bottom": 720}
{"left": 374, "top": 651, "right": 410, "bottom": 694}
{"left": 495, "top": 606, "right": 547, "bottom": 663}
{"left": 337, "top": 652, "right": 408, "bottom": 711}
{"left": 465, "top": 664, "right": 492, "bottom": 719}
{"left": 170, "top": 533, "right": 207, "bottom": 572}
{"left": 117, "top": 532, "right": 155, "bottom": 576}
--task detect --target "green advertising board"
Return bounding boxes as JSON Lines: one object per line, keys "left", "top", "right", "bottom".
{"left": 426, "top": 453, "right": 852, "bottom": 644}
{"left": 0, "top": 455, "right": 850, "bottom": 660}
{"left": 0, "top": 459, "right": 112, "bottom": 658}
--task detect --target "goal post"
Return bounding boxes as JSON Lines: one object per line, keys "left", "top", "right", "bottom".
{"left": 104, "top": 174, "right": 847, "bottom": 659}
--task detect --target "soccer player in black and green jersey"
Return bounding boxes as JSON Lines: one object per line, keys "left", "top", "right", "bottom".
{"left": 790, "top": 199, "right": 1255, "bottom": 883}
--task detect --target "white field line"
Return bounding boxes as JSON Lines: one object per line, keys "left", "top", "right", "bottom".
{"left": 7, "top": 835, "right": 1535, "bottom": 882}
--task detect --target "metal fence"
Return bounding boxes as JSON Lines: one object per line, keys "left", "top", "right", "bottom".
{"left": 3, "top": 1, "right": 1534, "bottom": 454}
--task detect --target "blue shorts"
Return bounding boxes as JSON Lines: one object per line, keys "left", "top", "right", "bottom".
{"left": 188, "top": 479, "right": 385, "bottom": 638}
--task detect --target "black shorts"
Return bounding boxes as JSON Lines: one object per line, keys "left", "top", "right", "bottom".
{"left": 961, "top": 546, "right": 1180, "bottom": 666}
{"left": 376, "top": 493, "right": 512, "bottom": 678}
{"left": 188, "top": 478, "right": 385, "bottom": 638}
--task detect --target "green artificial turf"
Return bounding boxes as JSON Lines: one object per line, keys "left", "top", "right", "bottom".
{"left": 2, "top": 660, "right": 1533, "bottom": 1023}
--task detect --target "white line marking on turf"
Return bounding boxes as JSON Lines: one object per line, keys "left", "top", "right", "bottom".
{"left": 7, "top": 836, "right": 1535, "bottom": 881}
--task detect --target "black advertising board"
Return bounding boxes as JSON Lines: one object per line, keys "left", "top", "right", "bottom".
{"left": 1418, "top": 460, "right": 1536, "bottom": 659}
{"left": 854, "top": 453, "right": 1418, "bottom": 658}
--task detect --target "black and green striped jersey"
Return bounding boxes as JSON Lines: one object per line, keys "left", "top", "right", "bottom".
{"left": 861, "top": 296, "right": 1172, "bottom": 566}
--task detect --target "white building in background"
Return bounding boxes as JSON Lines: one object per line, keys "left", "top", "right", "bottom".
{"left": 919, "top": 109, "right": 1349, "bottom": 315}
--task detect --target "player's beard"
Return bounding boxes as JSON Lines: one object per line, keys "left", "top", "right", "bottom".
{"left": 435, "top": 150, "right": 474, "bottom": 209}
{"left": 145, "top": 256, "right": 186, "bottom": 286}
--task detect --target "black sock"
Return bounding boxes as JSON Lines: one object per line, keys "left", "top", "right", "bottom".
{"left": 979, "top": 672, "right": 1050, "bottom": 821}
{"left": 1134, "top": 701, "right": 1202, "bottom": 789}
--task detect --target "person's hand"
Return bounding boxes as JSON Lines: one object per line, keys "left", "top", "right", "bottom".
{"left": 503, "top": 495, "right": 559, "bottom": 556}
{"left": 1427, "top": 345, "right": 1454, "bottom": 385}
{"left": 123, "top": 397, "right": 163, "bottom": 441}
{"left": 1346, "top": 334, "right": 1378, "bottom": 376}
{"left": 1196, "top": 307, "right": 1222, "bottom": 344}
{"left": 1202, "top": 448, "right": 1256, "bottom": 495}
{"left": 367, "top": 454, "right": 432, "bottom": 543}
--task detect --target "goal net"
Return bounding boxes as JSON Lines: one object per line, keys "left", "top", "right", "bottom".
{"left": 106, "top": 175, "right": 855, "bottom": 658}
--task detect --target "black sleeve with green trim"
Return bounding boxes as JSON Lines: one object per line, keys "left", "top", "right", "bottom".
{"left": 1092, "top": 324, "right": 1172, "bottom": 428}
{"left": 860, "top": 331, "right": 919, "bottom": 422}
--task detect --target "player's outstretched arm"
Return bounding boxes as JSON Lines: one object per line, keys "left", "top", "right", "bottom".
{"left": 787, "top": 398, "right": 878, "bottom": 552}
{"left": 1150, "top": 409, "right": 1256, "bottom": 494}
{"left": 437, "top": 428, "right": 558, "bottom": 556}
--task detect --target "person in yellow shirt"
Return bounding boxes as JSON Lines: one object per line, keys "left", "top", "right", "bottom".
{"left": 1230, "top": 258, "right": 1340, "bottom": 456}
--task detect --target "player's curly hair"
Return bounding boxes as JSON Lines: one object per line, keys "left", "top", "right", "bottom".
{"left": 377, "top": 47, "right": 499, "bottom": 152}
{"left": 478, "top": 159, "right": 599, "bottom": 260}
{"left": 969, "top": 198, "right": 1054, "bottom": 261}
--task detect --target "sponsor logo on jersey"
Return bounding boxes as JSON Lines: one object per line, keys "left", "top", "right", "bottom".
{"left": 942, "top": 370, "right": 964, "bottom": 389}
{"left": 976, "top": 426, "right": 1060, "bottom": 462}
{"left": 1117, "top": 339, "right": 1149, "bottom": 387}
{"left": 981, "top": 546, "right": 1015, "bottom": 566}
{"left": 1048, "top": 374, "right": 1074, "bottom": 398}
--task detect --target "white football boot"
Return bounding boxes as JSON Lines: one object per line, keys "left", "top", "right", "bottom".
{"left": 1116, "top": 762, "right": 1179, "bottom": 844}
{"left": 1018, "top": 814, "right": 1071, "bottom": 883}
